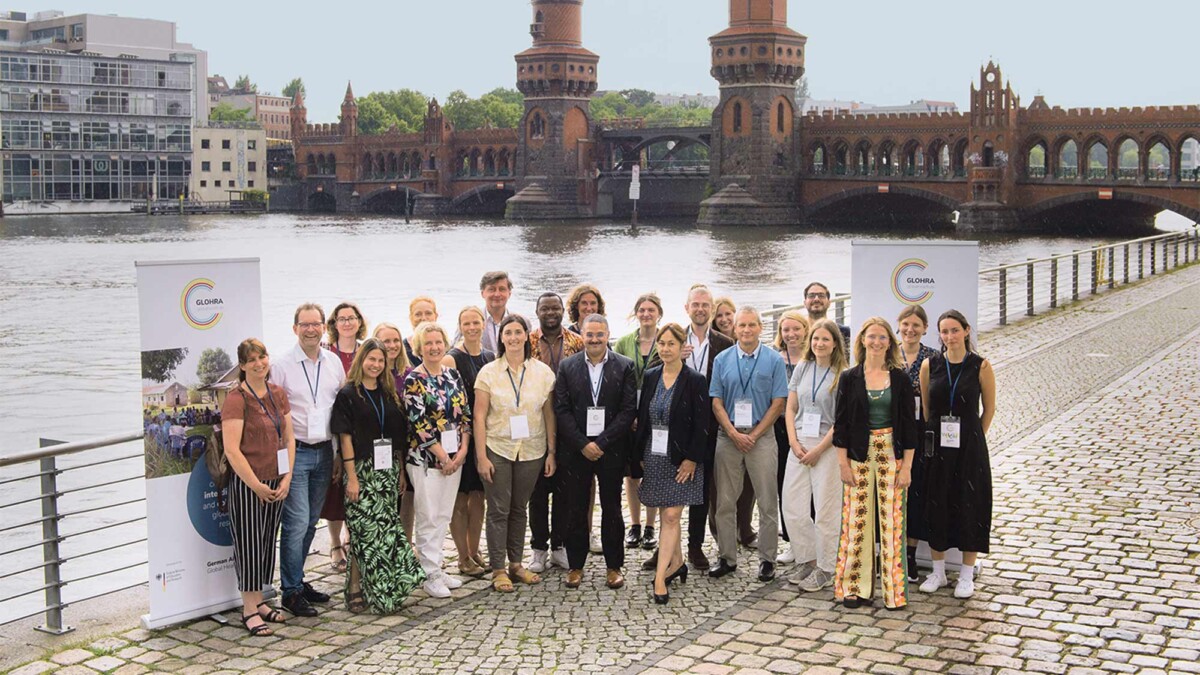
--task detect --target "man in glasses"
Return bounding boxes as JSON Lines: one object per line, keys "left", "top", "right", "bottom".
{"left": 270, "top": 303, "right": 347, "bottom": 616}
{"left": 803, "top": 282, "right": 851, "bottom": 355}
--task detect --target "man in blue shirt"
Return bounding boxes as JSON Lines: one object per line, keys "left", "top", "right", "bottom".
{"left": 708, "top": 306, "right": 789, "bottom": 582}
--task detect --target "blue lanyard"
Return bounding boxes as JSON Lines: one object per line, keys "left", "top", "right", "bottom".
{"left": 506, "top": 365, "right": 526, "bottom": 407}
{"left": 301, "top": 359, "right": 321, "bottom": 404}
{"left": 247, "top": 384, "right": 282, "bottom": 441}
{"left": 809, "top": 363, "right": 831, "bottom": 403}
{"left": 944, "top": 356, "right": 964, "bottom": 415}
{"left": 362, "top": 386, "right": 386, "bottom": 439}
{"left": 737, "top": 347, "right": 760, "bottom": 398}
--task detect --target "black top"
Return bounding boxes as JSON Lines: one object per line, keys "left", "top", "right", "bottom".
{"left": 633, "top": 364, "right": 710, "bottom": 467}
{"left": 404, "top": 340, "right": 423, "bottom": 368}
{"left": 646, "top": 328, "right": 733, "bottom": 462}
{"left": 448, "top": 346, "right": 495, "bottom": 409}
{"left": 553, "top": 350, "right": 638, "bottom": 470}
{"left": 330, "top": 383, "right": 407, "bottom": 461}
{"left": 832, "top": 365, "right": 918, "bottom": 462}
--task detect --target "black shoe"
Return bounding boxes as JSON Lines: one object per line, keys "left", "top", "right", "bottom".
{"left": 641, "top": 525, "right": 657, "bottom": 551}
{"left": 625, "top": 524, "right": 642, "bottom": 548}
{"left": 282, "top": 591, "right": 318, "bottom": 617}
{"left": 708, "top": 559, "right": 737, "bottom": 579}
{"left": 302, "top": 582, "right": 330, "bottom": 604}
{"left": 666, "top": 563, "right": 689, "bottom": 585}
{"left": 758, "top": 561, "right": 776, "bottom": 582}
{"left": 906, "top": 550, "right": 920, "bottom": 583}
{"left": 641, "top": 548, "right": 659, "bottom": 571}
{"left": 688, "top": 546, "right": 711, "bottom": 571}
{"left": 653, "top": 590, "right": 670, "bottom": 605}
{"left": 842, "top": 596, "right": 875, "bottom": 609}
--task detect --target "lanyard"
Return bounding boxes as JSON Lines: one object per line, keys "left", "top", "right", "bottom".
{"left": 588, "top": 360, "right": 604, "bottom": 406}
{"left": 687, "top": 327, "right": 709, "bottom": 372}
{"left": 506, "top": 365, "right": 526, "bottom": 407}
{"left": 362, "top": 386, "right": 386, "bottom": 439}
{"left": 809, "top": 363, "right": 831, "bottom": 403}
{"left": 247, "top": 384, "right": 282, "bottom": 441}
{"left": 542, "top": 334, "right": 565, "bottom": 371}
{"left": 736, "top": 347, "right": 760, "bottom": 398}
{"left": 944, "top": 356, "right": 964, "bottom": 415}
{"left": 301, "top": 359, "right": 321, "bottom": 404}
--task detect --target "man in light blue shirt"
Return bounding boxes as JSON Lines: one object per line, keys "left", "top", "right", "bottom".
{"left": 707, "top": 306, "right": 789, "bottom": 582}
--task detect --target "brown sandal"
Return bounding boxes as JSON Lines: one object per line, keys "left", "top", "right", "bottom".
{"left": 329, "top": 545, "right": 348, "bottom": 573}
{"left": 459, "top": 557, "right": 486, "bottom": 577}
{"left": 492, "top": 570, "right": 514, "bottom": 593}
{"left": 508, "top": 566, "right": 541, "bottom": 585}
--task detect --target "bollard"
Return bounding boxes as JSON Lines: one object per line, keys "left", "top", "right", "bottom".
{"left": 1026, "top": 259, "right": 1034, "bottom": 317}
{"left": 998, "top": 269, "right": 1007, "bottom": 325}
{"left": 35, "top": 451, "right": 73, "bottom": 635}
{"left": 1072, "top": 252, "right": 1079, "bottom": 301}
{"left": 1050, "top": 258, "right": 1058, "bottom": 308}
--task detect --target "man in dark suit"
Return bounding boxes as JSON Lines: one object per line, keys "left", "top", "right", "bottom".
{"left": 554, "top": 313, "right": 638, "bottom": 589}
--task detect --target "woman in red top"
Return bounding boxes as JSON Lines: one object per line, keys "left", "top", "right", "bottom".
{"left": 221, "top": 338, "right": 296, "bottom": 636}
{"left": 323, "top": 301, "right": 366, "bottom": 572}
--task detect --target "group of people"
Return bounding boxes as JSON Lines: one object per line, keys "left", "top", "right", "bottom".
{"left": 214, "top": 271, "right": 995, "bottom": 635}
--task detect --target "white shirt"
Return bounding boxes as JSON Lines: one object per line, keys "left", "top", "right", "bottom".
{"left": 269, "top": 342, "right": 346, "bottom": 445}
{"left": 482, "top": 309, "right": 510, "bottom": 354}
{"left": 686, "top": 326, "right": 711, "bottom": 377}
{"left": 585, "top": 350, "right": 609, "bottom": 406}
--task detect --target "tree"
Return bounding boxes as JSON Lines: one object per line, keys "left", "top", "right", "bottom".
{"left": 443, "top": 88, "right": 524, "bottom": 131}
{"left": 209, "top": 102, "right": 253, "bottom": 122}
{"left": 196, "top": 348, "right": 233, "bottom": 387}
{"left": 356, "top": 89, "right": 428, "bottom": 135}
{"left": 795, "top": 76, "right": 810, "bottom": 102}
{"left": 620, "top": 89, "right": 657, "bottom": 108}
{"left": 233, "top": 75, "right": 257, "bottom": 93}
{"left": 142, "top": 348, "right": 188, "bottom": 383}
{"left": 356, "top": 97, "right": 404, "bottom": 135}
{"left": 282, "top": 77, "right": 305, "bottom": 100}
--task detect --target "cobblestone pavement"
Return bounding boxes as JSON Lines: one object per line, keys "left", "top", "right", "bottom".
{"left": 7, "top": 264, "right": 1200, "bottom": 675}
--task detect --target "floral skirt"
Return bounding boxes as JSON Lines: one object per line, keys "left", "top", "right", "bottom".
{"left": 344, "top": 456, "right": 426, "bottom": 613}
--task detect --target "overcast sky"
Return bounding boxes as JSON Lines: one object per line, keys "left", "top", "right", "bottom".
{"left": 49, "top": 0, "right": 1200, "bottom": 121}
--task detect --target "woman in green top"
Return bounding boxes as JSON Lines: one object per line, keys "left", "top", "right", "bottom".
{"left": 613, "top": 292, "right": 663, "bottom": 550}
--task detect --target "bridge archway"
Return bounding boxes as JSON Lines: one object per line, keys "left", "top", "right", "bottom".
{"left": 1023, "top": 136, "right": 1049, "bottom": 178}
{"left": 853, "top": 140, "right": 871, "bottom": 175}
{"left": 1055, "top": 138, "right": 1079, "bottom": 178}
{"left": 451, "top": 184, "right": 515, "bottom": 216}
{"left": 877, "top": 140, "right": 897, "bottom": 175}
{"left": 361, "top": 187, "right": 420, "bottom": 215}
{"left": 1145, "top": 137, "right": 1171, "bottom": 181}
{"left": 1022, "top": 191, "right": 1200, "bottom": 233}
{"left": 1115, "top": 137, "right": 1138, "bottom": 180}
{"left": 808, "top": 142, "right": 827, "bottom": 174}
{"left": 806, "top": 185, "right": 959, "bottom": 228}
{"left": 307, "top": 190, "right": 336, "bottom": 213}
{"left": 1084, "top": 137, "right": 1108, "bottom": 180}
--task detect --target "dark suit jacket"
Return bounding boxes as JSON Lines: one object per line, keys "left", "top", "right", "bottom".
{"left": 633, "top": 364, "right": 710, "bottom": 467}
{"left": 832, "top": 365, "right": 918, "bottom": 462}
{"left": 554, "top": 350, "right": 638, "bottom": 470}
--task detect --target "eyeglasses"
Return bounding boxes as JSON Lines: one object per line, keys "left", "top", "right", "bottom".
{"left": 336, "top": 316, "right": 360, "bottom": 324}
{"left": 805, "top": 293, "right": 829, "bottom": 300}
{"left": 296, "top": 322, "right": 323, "bottom": 330}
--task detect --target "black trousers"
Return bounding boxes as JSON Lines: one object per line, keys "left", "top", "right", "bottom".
{"left": 561, "top": 456, "right": 625, "bottom": 570}
{"left": 774, "top": 418, "right": 791, "bottom": 542}
{"left": 529, "top": 471, "right": 564, "bottom": 551}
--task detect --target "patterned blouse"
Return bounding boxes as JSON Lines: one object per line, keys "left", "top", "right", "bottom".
{"left": 402, "top": 365, "right": 471, "bottom": 467}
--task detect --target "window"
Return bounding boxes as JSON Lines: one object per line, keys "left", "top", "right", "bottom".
{"left": 248, "top": 161, "right": 257, "bottom": 172}
{"left": 221, "top": 139, "right": 230, "bottom": 149}
{"left": 222, "top": 161, "right": 231, "bottom": 172}
{"left": 247, "top": 140, "right": 256, "bottom": 150}
{"left": 199, "top": 180, "right": 207, "bottom": 187}
{"left": 71, "top": 24, "right": 83, "bottom": 40}
{"left": 214, "top": 180, "right": 221, "bottom": 187}
{"left": 201, "top": 161, "right": 210, "bottom": 171}
{"left": 247, "top": 180, "right": 255, "bottom": 188}
{"left": 201, "top": 139, "right": 210, "bottom": 149}
{"left": 0, "top": 29, "right": 9, "bottom": 41}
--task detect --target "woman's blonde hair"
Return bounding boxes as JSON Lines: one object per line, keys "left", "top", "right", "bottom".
{"left": 852, "top": 317, "right": 903, "bottom": 370}
{"left": 772, "top": 310, "right": 810, "bottom": 353}
{"left": 411, "top": 321, "right": 451, "bottom": 357}
{"left": 371, "top": 322, "right": 410, "bottom": 374}
{"left": 804, "top": 319, "right": 848, "bottom": 393}
{"left": 408, "top": 296, "right": 438, "bottom": 327}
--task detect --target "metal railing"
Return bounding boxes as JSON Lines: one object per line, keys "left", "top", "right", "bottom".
{"left": 763, "top": 227, "right": 1199, "bottom": 336}
{"left": 0, "top": 433, "right": 146, "bottom": 634}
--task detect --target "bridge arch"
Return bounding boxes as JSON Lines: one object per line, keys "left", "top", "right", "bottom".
{"left": 927, "top": 138, "right": 949, "bottom": 176}
{"left": 361, "top": 186, "right": 421, "bottom": 214}
{"left": 876, "top": 139, "right": 897, "bottom": 175}
{"left": 901, "top": 140, "right": 924, "bottom": 176}
{"left": 451, "top": 183, "right": 515, "bottom": 215}
{"left": 807, "top": 141, "right": 827, "bottom": 174}
{"left": 1082, "top": 135, "right": 1109, "bottom": 180}
{"left": 805, "top": 184, "right": 961, "bottom": 226}
{"left": 307, "top": 190, "right": 336, "bottom": 213}
{"left": 1114, "top": 136, "right": 1138, "bottom": 180}
{"left": 1022, "top": 135, "right": 1049, "bottom": 178}
{"left": 1053, "top": 137, "right": 1079, "bottom": 178}
{"left": 853, "top": 139, "right": 871, "bottom": 175}
{"left": 1145, "top": 135, "right": 1171, "bottom": 180}
{"left": 1022, "top": 190, "right": 1200, "bottom": 231}
{"left": 830, "top": 139, "right": 850, "bottom": 175}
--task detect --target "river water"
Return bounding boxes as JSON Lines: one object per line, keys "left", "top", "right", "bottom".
{"left": 0, "top": 211, "right": 1191, "bottom": 622}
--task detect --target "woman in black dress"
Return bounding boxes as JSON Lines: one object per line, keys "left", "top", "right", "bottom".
{"left": 918, "top": 309, "right": 996, "bottom": 600}
{"left": 896, "top": 305, "right": 939, "bottom": 581}
{"left": 442, "top": 306, "right": 494, "bottom": 577}
{"left": 634, "top": 323, "right": 708, "bottom": 604}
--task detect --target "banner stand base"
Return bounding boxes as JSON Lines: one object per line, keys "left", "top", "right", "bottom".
{"left": 208, "top": 614, "right": 229, "bottom": 625}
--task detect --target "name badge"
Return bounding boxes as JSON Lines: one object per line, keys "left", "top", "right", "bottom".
{"left": 276, "top": 447, "right": 290, "bottom": 475}
{"left": 651, "top": 426, "right": 669, "bottom": 456}
{"left": 914, "top": 396, "right": 921, "bottom": 421}
{"left": 510, "top": 414, "right": 530, "bottom": 440}
{"left": 587, "top": 407, "right": 605, "bottom": 437}
{"left": 307, "top": 405, "right": 332, "bottom": 440}
{"left": 373, "top": 439, "right": 393, "bottom": 470}
{"left": 733, "top": 398, "right": 753, "bottom": 429}
{"left": 940, "top": 416, "right": 961, "bottom": 449}
{"left": 442, "top": 427, "right": 459, "bottom": 456}
{"left": 800, "top": 412, "right": 821, "bottom": 438}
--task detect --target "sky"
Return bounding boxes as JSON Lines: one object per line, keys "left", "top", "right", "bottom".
{"left": 45, "top": 0, "right": 1200, "bottom": 121}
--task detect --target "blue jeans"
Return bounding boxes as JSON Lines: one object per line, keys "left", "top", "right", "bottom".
{"left": 279, "top": 443, "right": 332, "bottom": 596}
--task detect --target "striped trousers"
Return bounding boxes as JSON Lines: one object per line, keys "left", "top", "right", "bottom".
{"left": 228, "top": 473, "right": 284, "bottom": 593}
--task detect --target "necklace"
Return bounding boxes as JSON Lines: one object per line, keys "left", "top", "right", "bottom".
{"left": 867, "top": 386, "right": 889, "bottom": 401}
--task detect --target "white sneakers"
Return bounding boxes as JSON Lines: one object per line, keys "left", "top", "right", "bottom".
{"left": 423, "top": 573, "right": 452, "bottom": 598}
{"left": 798, "top": 568, "right": 832, "bottom": 592}
{"left": 442, "top": 573, "right": 463, "bottom": 590}
{"left": 954, "top": 575, "right": 975, "bottom": 598}
{"left": 590, "top": 532, "right": 603, "bottom": 554}
{"left": 919, "top": 571, "right": 949, "bottom": 593}
{"left": 528, "top": 549, "right": 549, "bottom": 573}
{"left": 776, "top": 548, "right": 796, "bottom": 565}
{"left": 549, "top": 547, "right": 569, "bottom": 569}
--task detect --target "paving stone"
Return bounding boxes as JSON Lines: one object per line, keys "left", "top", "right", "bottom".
{"left": 8, "top": 662, "right": 56, "bottom": 675}
{"left": 84, "top": 655, "right": 127, "bottom": 672}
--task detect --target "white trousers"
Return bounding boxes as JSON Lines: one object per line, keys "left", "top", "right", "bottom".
{"left": 782, "top": 445, "right": 842, "bottom": 573}
{"left": 407, "top": 464, "right": 463, "bottom": 577}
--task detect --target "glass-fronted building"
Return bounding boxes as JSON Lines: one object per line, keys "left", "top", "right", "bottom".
{"left": 1, "top": 49, "right": 194, "bottom": 205}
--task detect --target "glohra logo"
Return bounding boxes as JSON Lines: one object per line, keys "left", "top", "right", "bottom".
{"left": 181, "top": 278, "right": 224, "bottom": 330}
{"left": 892, "top": 258, "right": 935, "bottom": 305}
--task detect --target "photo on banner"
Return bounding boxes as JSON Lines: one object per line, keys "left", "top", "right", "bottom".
{"left": 136, "top": 258, "right": 262, "bottom": 629}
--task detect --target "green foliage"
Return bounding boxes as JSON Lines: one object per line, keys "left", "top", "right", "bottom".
{"left": 196, "top": 347, "right": 233, "bottom": 386}
{"left": 796, "top": 76, "right": 810, "bottom": 101}
{"left": 590, "top": 91, "right": 713, "bottom": 127}
{"left": 209, "top": 102, "right": 253, "bottom": 122}
{"left": 233, "top": 75, "right": 257, "bottom": 93}
{"left": 239, "top": 188, "right": 267, "bottom": 204}
{"left": 620, "top": 88, "right": 657, "bottom": 108}
{"left": 356, "top": 89, "right": 428, "bottom": 135}
{"left": 282, "top": 77, "right": 305, "bottom": 100}
{"left": 142, "top": 348, "right": 188, "bottom": 383}
{"left": 444, "top": 88, "right": 524, "bottom": 130}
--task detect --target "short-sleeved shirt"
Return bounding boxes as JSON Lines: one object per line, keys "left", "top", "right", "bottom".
{"left": 474, "top": 358, "right": 556, "bottom": 461}
{"left": 788, "top": 361, "right": 837, "bottom": 442}
{"left": 404, "top": 366, "right": 472, "bottom": 467}
{"left": 709, "top": 343, "right": 789, "bottom": 427}
{"left": 222, "top": 383, "right": 291, "bottom": 481}
{"left": 330, "top": 383, "right": 406, "bottom": 462}
{"left": 530, "top": 329, "right": 583, "bottom": 375}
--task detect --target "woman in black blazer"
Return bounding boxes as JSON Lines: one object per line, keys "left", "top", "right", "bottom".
{"left": 633, "top": 323, "right": 709, "bottom": 604}
{"left": 831, "top": 317, "right": 918, "bottom": 611}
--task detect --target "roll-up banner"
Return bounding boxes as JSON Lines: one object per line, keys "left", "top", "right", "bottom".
{"left": 136, "top": 258, "right": 262, "bottom": 629}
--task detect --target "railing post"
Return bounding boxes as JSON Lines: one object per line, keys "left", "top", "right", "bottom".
{"left": 834, "top": 298, "right": 846, "bottom": 327}
{"left": 1072, "top": 252, "right": 1080, "bottom": 301}
{"left": 998, "top": 268, "right": 1008, "bottom": 326}
{"left": 1173, "top": 234, "right": 1179, "bottom": 269}
{"left": 1107, "top": 246, "right": 1115, "bottom": 290}
{"left": 1026, "top": 259, "right": 1035, "bottom": 317}
{"left": 1050, "top": 258, "right": 1059, "bottom": 308}
{"left": 36, "top": 445, "right": 73, "bottom": 635}
{"left": 1150, "top": 239, "right": 1157, "bottom": 275}
{"left": 1090, "top": 249, "right": 1098, "bottom": 295}
{"left": 1123, "top": 244, "right": 1130, "bottom": 285}
{"left": 1138, "top": 242, "right": 1144, "bottom": 279}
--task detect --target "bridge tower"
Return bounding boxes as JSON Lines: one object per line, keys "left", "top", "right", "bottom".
{"left": 506, "top": 0, "right": 600, "bottom": 220}
{"left": 339, "top": 82, "right": 357, "bottom": 139}
{"left": 699, "top": 0, "right": 807, "bottom": 226}
{"left": 958, "top": 61, "right": 1022, "bottom": 231}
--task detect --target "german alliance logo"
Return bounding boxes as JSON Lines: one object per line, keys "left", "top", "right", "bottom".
{"left": 891, "top": 259, "right": 935, "bottom": 305}
{"left": 181, "top": 278, "right": 224, "bottom": 330}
